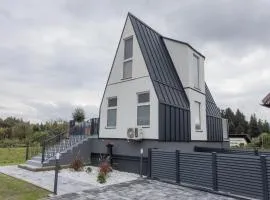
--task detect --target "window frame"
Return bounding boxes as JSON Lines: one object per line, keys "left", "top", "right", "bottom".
{"left": 194, "top": 101, "right": 202, "bottom": 131}
{"left": 137, "top": 92, "right": 150, "bottom": 127}
{"left": 107, "top": 97, "right": 117, "bottom": 128}
{"left": 123, "top": 60, "right": 133, "bottom": 79}
{"left": 193, "top": 54, "right": 200, "bottom": 90}
{"left": 123, "top": 36, "right": 133, "bottom": 80}
{"left": 124, "top": 36, "right": 133, "bottom": 60}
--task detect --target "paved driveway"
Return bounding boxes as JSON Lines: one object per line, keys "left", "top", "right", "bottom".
{"left": 48, "top": 179, "right": 235, "bottom": 200}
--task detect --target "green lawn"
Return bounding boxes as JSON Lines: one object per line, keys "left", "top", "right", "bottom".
{"left": 0, "top": 148, "right": 26, "bottom": 166}
{"left": 0, "top": 173, "right": 50, "bottom": 200}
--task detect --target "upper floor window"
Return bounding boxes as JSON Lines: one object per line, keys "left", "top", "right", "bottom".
{"left": 123, "top": 37, "right": 133, "bottom": 79}
{"left": 124, "top": 37, "right": 133, "bottom": 60}
{"left": 107, "top": 97, "right": 117, "bottom": 127}
{"left": 194, "top": 101, "right": 201, "bottom": 131}
{"left": 137, "top": 92, "right": 150, "bottom": 126}
{"left": 193, "top": 54, "right": 200, "bottom": 89}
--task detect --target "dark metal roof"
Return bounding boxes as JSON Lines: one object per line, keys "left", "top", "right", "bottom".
{"left": 262, "top": 93, "right": 270, "bottom": 108}
{"left": 128, "top": 13, "right": 189, "bottom": 109}
{"left": 205, "top": 84, "right": 221, "bottom": 117}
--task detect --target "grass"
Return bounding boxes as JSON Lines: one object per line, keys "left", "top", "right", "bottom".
{"left": 0, "top": 173, "right": 50, "bottom": 200}
{"left": 0, "top": 147, "right": 26, "bottom": 166}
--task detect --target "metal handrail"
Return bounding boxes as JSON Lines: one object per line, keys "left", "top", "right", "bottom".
{"left": 41, "top": 132, "right": 67, "bottom": 163}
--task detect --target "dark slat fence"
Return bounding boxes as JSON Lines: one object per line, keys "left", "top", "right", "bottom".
{"left": 149, "top": 149, "right": 270, "bottom": 200}
{"left": 194, "top": 146, "right": 270, "bottom": 157}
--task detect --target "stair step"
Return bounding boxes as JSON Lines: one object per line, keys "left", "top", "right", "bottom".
{"left": 28, "top": 135, "right": 90, "bottom": 164}
{"left": 31, "top": 156, "right": 42, "bottom": 161}
{"left": 26, "top": 159, "right": 42, "bottom": 167}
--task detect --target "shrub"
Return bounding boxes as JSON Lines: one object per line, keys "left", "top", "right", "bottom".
{"left": 85, "top": 166, "right": 92, "bottom": 173}
{"left": 97, "top": 172, "right": 106, "bottom": 184}
{"left": 99, "top": 160, "right": 112, "bottom": 175}
{"left": 70, "top": 152, "right": 84, "bottom": 171}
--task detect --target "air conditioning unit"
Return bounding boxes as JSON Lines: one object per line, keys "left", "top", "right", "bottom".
{"left": 127, "top": 128, "right": 143, "bottom": 140}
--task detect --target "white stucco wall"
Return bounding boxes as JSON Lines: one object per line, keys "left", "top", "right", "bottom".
{"left": 164, "top": 38, "right": 207, "bottom": 140}
{"left": 185, "top": 89, "right": 207, "bottom": 140}
{"left": 99, "top": 16, "right": 159, "bottom": 139}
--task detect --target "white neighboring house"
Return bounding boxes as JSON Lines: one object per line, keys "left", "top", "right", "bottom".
{"left": 229, "top": 134, "right": 251, "bottom": 147}
{"left": 99, "top": 13, "right": 226, "bottom": 143}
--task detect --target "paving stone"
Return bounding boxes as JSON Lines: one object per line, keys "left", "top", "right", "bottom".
{"left": 47, "top": 179, "right": 236, "bottom": 200}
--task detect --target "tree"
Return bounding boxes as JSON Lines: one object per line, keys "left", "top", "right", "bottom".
{"left": 72, "top": 107, "right": 85, "bottom": 123}
{"left": 248, "top": 114, "right": 260, "bottom": 138}
{"left": 262, "top": 120, "right": 270, "bottom": 133}
{"left": 234, "top": 109, "right": 248, "bottom": 134}
{"left": 221, "top": 108, "right": 236, "bottom": 135}
{"left": 11, "top": 122, "right": 32, "bottom": 140}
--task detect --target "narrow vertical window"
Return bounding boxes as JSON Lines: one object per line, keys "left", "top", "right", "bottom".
{"left": 124, "top": 37, "right": 133, "bottom": 60}
{"left": 193, "top": 54, "right": 200, "bottom": 89}
{"left": 195, "top": 101, "right": 201, "bottom": 130}
{"left": 123, "top": 37, "right": 133, "bottom": 79}
{"left": 137, "top": 92, "right": 150, "bottom": 126}
{"left": 107, "top": 97, "right": 117, "bottom": 127}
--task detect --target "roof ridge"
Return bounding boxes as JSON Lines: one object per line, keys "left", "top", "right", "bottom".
{"left": 128, "top": 12, "right": 205, "bottom": 58}
{"left": 128, "top": 12, "right": 162, "bottom": 37}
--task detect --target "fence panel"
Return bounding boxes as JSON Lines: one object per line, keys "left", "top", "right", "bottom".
{"left": 179, "top": 152, "right": 213, "bottom": 189}
{"left": 266, "top": 157, "right": 270, "bottom": 199}
{"left": 217, "top": 154, "right": 263, "bottom": 199}
{"left": 151, "top": 150, "right": 176, "bottom": 182}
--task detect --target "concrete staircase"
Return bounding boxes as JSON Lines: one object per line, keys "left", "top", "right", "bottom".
{"left": 23, "top": 135, "right": 93, "bottom": 169}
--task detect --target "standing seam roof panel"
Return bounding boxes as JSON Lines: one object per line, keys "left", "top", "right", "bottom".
{"left": 129, "top": 14, "right": 189, "bottom": 109}
{"left": 205, "top": 83, "right": 221, "bottom": 118}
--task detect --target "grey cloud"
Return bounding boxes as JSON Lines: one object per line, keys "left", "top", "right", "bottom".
{"left": 0, "top": 0, "right": 269, "bottom": 122}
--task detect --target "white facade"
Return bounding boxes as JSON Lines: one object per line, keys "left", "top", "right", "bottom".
{"left": 229, "top": 138, "right": 248, "bottom": 147}
{"left": 164, "top": 39, "right": 207, "bottom": 140}
{"left": 99, "top": 17, "right": 159, "bottom": 139}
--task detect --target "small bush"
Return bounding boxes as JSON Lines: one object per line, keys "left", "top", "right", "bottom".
{"left": 99, "top": 160, "right": 112, "bottom": 175}
{"left": 70, "top": 158, "right": 83, "bottom": 171}
{"left": 85, "top": 166, "right": 92, "bottom": 173}
{"left": 97, "top": 172, "right": 106, "bottom": 184}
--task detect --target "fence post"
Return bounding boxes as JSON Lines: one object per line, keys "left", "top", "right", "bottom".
{"left": 254, "top": 148, "right": 259, "bottom": 156}
{"left": 176, "top": 150, "right": 180, "bottom": 184}
{"left": 147, "top": 148, "right": 152, "bottom": 178}
{"left": 41, "top": 142, "right": 45, "bottom": 163}
{"left": 260, "top": 155, "right": 269, "bottom": 200}
{"left": 212, "top": 152, "right": 218, "bottom": 191}
{"left": 25, "top": 142, "right": 29, "bottom": 161}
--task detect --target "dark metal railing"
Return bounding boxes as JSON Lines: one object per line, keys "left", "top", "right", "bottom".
{"left": 69, "top": 118, "right": 99, "bottom": 136}
{"left": 41, "top": 132, "right": 67, "bottom": 163}
{"left": 39, "top": 118, "right": 99, "bottom": 163}
{"left": 25, "top": 141, "right": 42, "bottom": 161}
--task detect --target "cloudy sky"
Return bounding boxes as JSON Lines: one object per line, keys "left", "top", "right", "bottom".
{"left": 0, "top": 0, "right": 269, "bottom": 122}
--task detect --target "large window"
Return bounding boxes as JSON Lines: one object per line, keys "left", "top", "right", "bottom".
{"left": 137, "top": 92, "right": 150, "bottom": 126}
{"left": 107, "top": 97, "right": 117, "bottom": 127}
{"left": 194, "top": 101, "right": 201, "bottom": 130}
{"left": 123, "top": 37, "right": 133, "bottom": 79}
{"left": 193, "top": 54, "right": 200, "bottom": 89}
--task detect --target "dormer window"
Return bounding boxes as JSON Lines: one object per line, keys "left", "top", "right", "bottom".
{"left": 193, "top": 54, "right": 200, "bottom": 89}
{"left": 123, "top": 37, "right": 133, "bottom": 79}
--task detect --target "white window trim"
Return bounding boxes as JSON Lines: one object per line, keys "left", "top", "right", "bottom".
{"left": 106, "top": 97, "right": 117, "bottom": 128}
{"left": 193, "top": 54, "right": 200, "bottom": 90}
{"left": 137, "top": 91, "right": 150, "bottom": 128}
{"left": 123, "top": 36, "right": 133, "bottom": 80}
{"left": 195, "top": 101, "right": 202, "bottom": 132}
{"left": 122, "top": 60, "right": 133, "bottom": 80}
